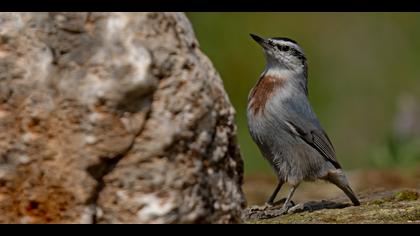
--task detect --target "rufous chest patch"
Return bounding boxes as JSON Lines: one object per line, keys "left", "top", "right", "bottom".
{"left": 249, "top": 75, "right": 284, "bottom": 116}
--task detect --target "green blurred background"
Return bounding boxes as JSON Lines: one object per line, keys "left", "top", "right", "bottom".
{"left": 187, "top": 13, "right": 420, "bottom": 176}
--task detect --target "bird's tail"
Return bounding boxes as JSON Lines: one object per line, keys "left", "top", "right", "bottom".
{"left": 338, "top": 183, "right": 360, "bottom": 206}
{"left": 327, "top": 170, "right": 360, "bottom": 206}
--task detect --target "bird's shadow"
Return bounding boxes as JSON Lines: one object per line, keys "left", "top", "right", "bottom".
{"left": 243, "top": 198, "right": 351, "bottom": 220}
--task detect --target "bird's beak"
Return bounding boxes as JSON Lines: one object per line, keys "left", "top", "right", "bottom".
{"left": 250, "top": 33, "right": 268, "bottom": 48}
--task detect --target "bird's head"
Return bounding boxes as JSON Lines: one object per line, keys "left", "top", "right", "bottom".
{"left": 250, "top": 33, "right": 307, "bottom": 75}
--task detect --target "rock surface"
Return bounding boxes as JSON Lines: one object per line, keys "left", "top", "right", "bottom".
{"left": 243, "top": 188, "right": 420, "bottom": 224}
{"left": 0, "top": 12, "right": 245, "bottom": 223}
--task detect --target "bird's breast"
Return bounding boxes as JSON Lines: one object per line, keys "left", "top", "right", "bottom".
{"left": 248, "top": 75, "right": 285, "bottom": 117}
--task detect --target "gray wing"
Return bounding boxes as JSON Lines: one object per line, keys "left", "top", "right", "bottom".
{"left": 281, "top": 97, "right": 342, "bottom": 169}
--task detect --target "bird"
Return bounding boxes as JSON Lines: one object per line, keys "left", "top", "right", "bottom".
{"left": 247, "top": 33, "right": 360, "bottom": 212}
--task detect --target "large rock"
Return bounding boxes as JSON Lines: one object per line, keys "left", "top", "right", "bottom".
{"left": 0, "top": 12, "right": 245, "bottom": 223}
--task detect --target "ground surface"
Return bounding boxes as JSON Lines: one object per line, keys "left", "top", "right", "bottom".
{"left": 243, "top": 188, "right": 419, "bottom": 224}
{"left": 242, "top": 168, "right": 420, "bottom": 224}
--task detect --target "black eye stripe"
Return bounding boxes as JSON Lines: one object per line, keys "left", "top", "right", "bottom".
{"left": 290, "top": 48, "right": 305, "bottom": 59}
{"left": 275, "top": 44, "right": 304, "bottom": 56}
{"left": 276, "top": 44, "right": 290, "bottom": 51}
{"left": 272, "top": 43, "right": 307, "bottom": 63}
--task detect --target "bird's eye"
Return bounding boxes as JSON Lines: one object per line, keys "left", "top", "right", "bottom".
{"left": 276, "top": 45, "right": 290, "bottom": 52}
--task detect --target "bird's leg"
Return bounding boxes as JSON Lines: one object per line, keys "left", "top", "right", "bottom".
{"left": 266, "top": 181, "right": 284, "bottom": 207}
{"left": 281, "top": 183, "right": 299, "bottom": 212}
{"left": 249, "top": 181, "right": 284, "bottom": 212}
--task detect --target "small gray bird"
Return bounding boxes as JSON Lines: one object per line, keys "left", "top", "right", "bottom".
{"left": 247, "top": 34, "right": 360, "bottom": 211}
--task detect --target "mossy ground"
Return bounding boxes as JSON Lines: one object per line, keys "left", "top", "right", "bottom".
{"left": 245, "top": 189, "right": 420, "bottom": 224}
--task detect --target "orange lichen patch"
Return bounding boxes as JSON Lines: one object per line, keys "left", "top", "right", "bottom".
{"left": 0, "top": 108, "right": 10, "bottom": 119}
{"left": 0, "top": 43, "right": 10, "bottom": 58}
{"left": 249, "top": 75, "right": 284, "bottom": 116}
{"left": 0, "top": 166, "right": 78, "bottom": 224}
{"left": 18, "top": 187, "right": 75, "bottom": 223}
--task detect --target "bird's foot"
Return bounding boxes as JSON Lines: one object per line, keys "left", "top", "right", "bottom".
{"left": 277, "top": 201, "right": 295, "bottom": 214}
{"left": 287, "top": 200, "right": 351, "bottom": 214}
{"left": 244, "top": 201, "right": 296, "bottom": 220}
{"left": 277, "top": 206, "right": 289, "bottom": 215}
{"left": 249, "top": 198, "right": 296, "bottom": 212}
{"left": 248, "top": 202, "right": 274, "bottom": 212}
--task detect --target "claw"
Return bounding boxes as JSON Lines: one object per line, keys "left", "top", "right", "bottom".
{"left": 264, "top": 202, "right": 274, "bottom": 209}
{"left": 249, "top": 202, "right": 273, "bottom": 212}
